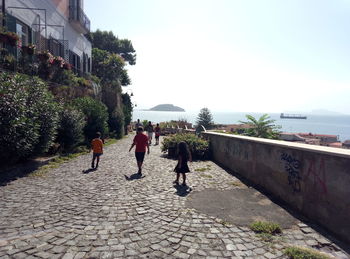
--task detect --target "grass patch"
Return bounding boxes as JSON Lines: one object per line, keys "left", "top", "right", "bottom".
{"left": 250, "top": 221, "right": 282, "bottom": 235}
{"left": 231, "top": 181, "right": 244, "bottom": 187}
{"left": 195, "top": 164, "right": 211, "bottom": 172}
{"left": 257, "top": 233, "right": 274, "bottom": 242}
{"left": 200, "top": 174, "right": 213, "bottom": 178}
{"left": 104, "top": 138, "right": 117, "bottom": 147}
{"left": 284, "top": 246, "right": 331, "bottom": 259}
{"left": 195, "top": 167, "right": 208, "bottom": 172}
{"left": 28, "top": 138, "right": 118, "bottom": 177}
{"left": 29, "top": 150, "right": 88, "bottom": 177}
{"left": 218, "top": 220, "right": 231, "bottom": 227}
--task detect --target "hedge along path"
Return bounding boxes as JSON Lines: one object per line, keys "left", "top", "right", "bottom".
{"left": 0, "top": 134, "right": 348, "bottom": 258}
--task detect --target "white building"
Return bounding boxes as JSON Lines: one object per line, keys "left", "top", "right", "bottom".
{"left": 1, "top": 0, "right": 92, "bottom": 75}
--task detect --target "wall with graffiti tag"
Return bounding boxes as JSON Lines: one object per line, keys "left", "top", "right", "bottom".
{"left": 203, "top": 132, "right": 350, "bottom": 244}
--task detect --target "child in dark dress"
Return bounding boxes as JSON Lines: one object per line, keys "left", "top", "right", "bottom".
{"left": 174, "top": 141, "right": 192, "bottom": 186}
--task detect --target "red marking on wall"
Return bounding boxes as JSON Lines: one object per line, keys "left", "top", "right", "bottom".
{"left": 306, "top": 158, "right": 328, "bottom": 195}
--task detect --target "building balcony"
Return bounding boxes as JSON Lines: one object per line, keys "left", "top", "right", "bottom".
{"left": 69, "top": 5, "right": 90, "bottom": 34}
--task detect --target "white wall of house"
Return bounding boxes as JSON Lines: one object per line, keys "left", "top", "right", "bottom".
{"left": 5, "top": 0, "right": 91, "bottom": 60}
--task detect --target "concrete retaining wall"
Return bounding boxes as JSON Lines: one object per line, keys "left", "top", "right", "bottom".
{"left": 203, "top": 132, "right": 350, "bottom": 243}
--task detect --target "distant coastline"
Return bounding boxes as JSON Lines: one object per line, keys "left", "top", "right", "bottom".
{"left": 132, "top": 110, "right": 350, "bottom": 141}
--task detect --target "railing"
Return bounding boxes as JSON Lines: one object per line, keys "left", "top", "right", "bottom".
{"left": 69, "top": 5, "right": 90, "bottom": 33}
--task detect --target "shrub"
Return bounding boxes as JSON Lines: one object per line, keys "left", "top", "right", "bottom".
{"left": 283, "top": 246, "right": 331, "bottom": 259}
{"left": 57, "top": 107, "right": 86, "bottom": 151}
{"left": 0, "top": 73, "right": 60, "bottom": 163}
{"left": 161, "top": 133, "right": 209, "bottom": 160}
{"left": 72, "top": 97, "right": 109, "bottom": 141}
{"left": 249, "top": 221, "right": 282, "bottom": 234}
{"left": 109, "top": 107, "right": 125, "bottom": 139}
{"left": 51, "top": 69, "right": 76, "bottom": 86}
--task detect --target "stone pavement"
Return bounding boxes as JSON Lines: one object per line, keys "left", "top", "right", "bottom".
{"left": 0, "top": 134, "right": 349, "bottom": 259}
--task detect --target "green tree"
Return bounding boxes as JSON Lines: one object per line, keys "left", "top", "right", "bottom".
{"left": 196, "top": 108, "right": 214, "bottom": 129}
{"left": 92, "top": 48, "right": 129, "bottom": 85}
{"left": 57, "top": 107, "right": 86, "bottom": 151}
{"left": 72, "top": 97, "right": 109, "bottom": 141}
{"left": 109, "top": 107, "right": 125, "bottom": 139}
{"left": 0, "top": 73, "right": 60, "bottom": 163}
{"left": 239, "top": 114, "right": 281, "bottom": 139}
{"left": 122, "top": 93, "right": 133, "bottom": 133}
{"left": 88, "top": 29, "right": 136, "bottom": 65}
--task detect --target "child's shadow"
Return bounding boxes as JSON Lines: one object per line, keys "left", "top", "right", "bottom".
{"left": 124, "top": 173, "right": 145, "bottom": 181}
{"left": 174, "top": 184, "right": 192, "bottom": 197}
{"left": 82, "top": 168, "right": 97, "bottom": 174}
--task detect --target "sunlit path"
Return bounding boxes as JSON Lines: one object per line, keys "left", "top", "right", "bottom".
{"left": 0, "top": 135, "right": 348, "bottom": 258}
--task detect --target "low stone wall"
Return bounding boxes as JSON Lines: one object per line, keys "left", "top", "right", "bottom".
{"left": 203, "top": 132, "right": 350, "bottom": 244}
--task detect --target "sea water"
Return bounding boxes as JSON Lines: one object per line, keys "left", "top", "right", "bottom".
{"left": 132, "top": 110, "right": 350, "bottom": 142}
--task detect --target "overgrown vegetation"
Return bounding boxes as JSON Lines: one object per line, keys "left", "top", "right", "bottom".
{"left": 249, "top": 221, "right": 282, "bottom": 234}
{"left": 72, "top": 97, "right": 109, "bottom": 141}
{"left": 283, "top": 246, "right": 331, "bottom": 259}
{"left": 0, "top": 73, "right": 60, "bottom": 163}
{"left": 56, "top": 107, "right": 86, "bottom": 152}
{"left": 161, "top": 133, "right": 209, "bottom": 160}
{"left": 195, "top": 164, "right": 211, "bottom": 172}
{"left": 29, "top": 138, "right": 117, "bottom": 177}
{"left": 0, "top": 27, "right": 136, "bottom": 167}
{"left": 0, "top": 72, "right": 113, "bottom": 167}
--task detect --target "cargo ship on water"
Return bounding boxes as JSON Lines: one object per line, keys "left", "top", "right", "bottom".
{"left": 280, "top": 113, "right": 307, "bottom": 119}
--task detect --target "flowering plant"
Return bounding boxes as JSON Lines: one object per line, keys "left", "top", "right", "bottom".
{"left": 52, "top": 56, "right": 65, "bottom": 68}
{"left": 37, "top": 51, "right": 54, "bottom": 63}
{"left": 0, "top": 31, "right": 19, "bottom": 46}
{"left": 63, "top": 62, "right": 72, "bottom": 70}
{"left": 21, "top": 44, "right": 36, "bottom": 55}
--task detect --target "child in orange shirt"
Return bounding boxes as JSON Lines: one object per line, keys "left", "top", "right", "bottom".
{"left": 91, "top": 132, "right": 103, "bottom": 169}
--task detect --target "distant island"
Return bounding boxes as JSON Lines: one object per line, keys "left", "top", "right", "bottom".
{"left": 149, "top": 104, "right": 185, "bottom": 112}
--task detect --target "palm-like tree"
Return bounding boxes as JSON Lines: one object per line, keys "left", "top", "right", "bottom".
{"left": 239, "top": 114, "right": 281, "bottom": 139}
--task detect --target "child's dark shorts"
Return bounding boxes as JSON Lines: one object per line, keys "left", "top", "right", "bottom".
{"left": 93, "top": 153, "right": 102, "bottom": 159}
{"left": 135, "top": 152, "right": 145, "bottom": 162}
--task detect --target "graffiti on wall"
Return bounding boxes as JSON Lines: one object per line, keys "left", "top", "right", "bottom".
{"left": 306, "top": 158, "right": 328, "bottom": 195}
{"left": 280, "top": 152, "right": 302, "bottom": 192}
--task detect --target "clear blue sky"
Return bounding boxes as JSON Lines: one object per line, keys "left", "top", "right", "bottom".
{"left": 85, "top": 0, "right": 350, "bottom": 114}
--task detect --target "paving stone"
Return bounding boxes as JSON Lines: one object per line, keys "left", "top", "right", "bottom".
{"left": 35, "top": 251, "right": 55, "bottom": 258}
{"left": 236, "top": 244, "right": 247, "bottom": 251}
{"left": 61, "top": 253, "right": 75, "bottom": 259}
{"left": 226, "top": 244, "right": 237, "bottom": 251}
{"left": 306, "top": 239, "right": 318, "bottom": 246}
{"left": 0, "top": 135, "right": 348, "bottom": 259}
{"left": 73, "top": 252, "right": 86, "bottom": 259}
{"left": 264, "top": 252, "right": 277, "bottom": 258}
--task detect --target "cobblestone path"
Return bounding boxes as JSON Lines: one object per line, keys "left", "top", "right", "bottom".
{"left": 0, "top": 135, "right": 349, "bottom": 259}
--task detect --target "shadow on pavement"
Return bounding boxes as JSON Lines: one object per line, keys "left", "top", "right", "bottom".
{"left": 124, "top": 173, "right": 145, "bottom": 181}
{"left": 212, "top": 161, "right": 350, "bottom": 255}
{"left": 0, "top": 157, "right": 56, "bottom": 186}
{"left": 174, "top": 184, "right": 192, "bottom": 197}
{"left": 82, "top": 168, "right": 97, "bottom": 174}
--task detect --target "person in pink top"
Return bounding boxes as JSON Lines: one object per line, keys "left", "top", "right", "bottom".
{"left": 129, "top": 127, "right": 150, "bottom": 175}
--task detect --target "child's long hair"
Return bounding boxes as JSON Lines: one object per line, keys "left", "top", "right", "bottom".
{"left": 177, "top": 141, "right": 190, "bottom": 159}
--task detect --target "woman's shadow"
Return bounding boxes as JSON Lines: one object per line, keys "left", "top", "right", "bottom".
{"left": 124, "top": 172, "right": 145, "bottom": 181}
{"left": 174, "top": 184, "right": 192, "bottom": 197}
{"left": 82, "top": 168, "right": 97, "bottom": 174}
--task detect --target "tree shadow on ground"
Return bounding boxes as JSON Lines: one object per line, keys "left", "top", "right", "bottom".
{"left": 174, "top": 183, "right": 192, "bottom": 197}
{"left": 0, "top": 158, "right": 55, "bottom": 186}
{"left": 124, "top": 173, "right": 145, "bottom": 181}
